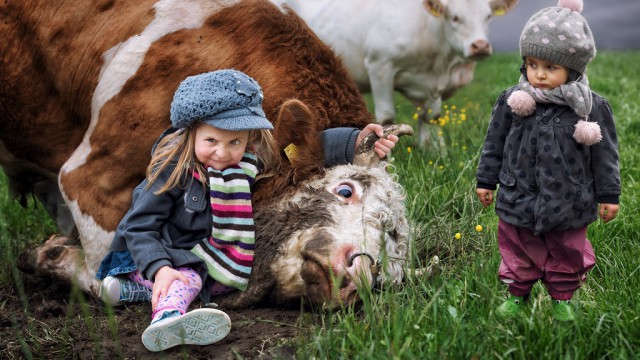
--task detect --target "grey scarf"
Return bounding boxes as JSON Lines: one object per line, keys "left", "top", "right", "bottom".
{"left": 517, "top": 74, "right": 592, "bottom": 119}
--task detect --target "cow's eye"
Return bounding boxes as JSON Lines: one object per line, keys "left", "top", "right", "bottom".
{"left": 336, "top": 184, "right": 353, "bottom": 198}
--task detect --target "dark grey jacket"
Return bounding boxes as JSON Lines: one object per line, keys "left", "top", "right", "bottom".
{"left": 109, "top": 163, "right": 212, "bottom": 283}
{"left": 477, "top": 86, "right": 620, "bottom": 235}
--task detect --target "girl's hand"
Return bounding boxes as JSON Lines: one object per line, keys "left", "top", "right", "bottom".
{"left": 151, "top": 266, "right": 189, "bottom": 310}
{"left": 476, "top": 188, "right": 494, "bottom": 208}
{"left": 599, "top": 203, "right": 620, "bottom": 223}
{"left": 356, "top": 123, "right": 399, "bottom": 158}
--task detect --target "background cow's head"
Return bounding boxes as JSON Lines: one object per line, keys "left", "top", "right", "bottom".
{"left": 424, "top": 0, "right": 518, "bottom": 59}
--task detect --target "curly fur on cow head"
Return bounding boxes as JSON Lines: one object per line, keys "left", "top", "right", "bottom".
{"left": 217, "top": 160, "right": 411, "bottom": 309}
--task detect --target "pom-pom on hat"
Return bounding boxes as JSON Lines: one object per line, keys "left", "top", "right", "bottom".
{"left": 519, "top": 0, "right": 595, "bottom": 74}
{"left": 170, "top": 69, "right": 274, "bottom": 131}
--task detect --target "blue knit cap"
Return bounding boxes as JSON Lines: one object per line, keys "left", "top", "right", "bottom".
{"left": 170, "top": 69, "right": 273, "bottom": 131}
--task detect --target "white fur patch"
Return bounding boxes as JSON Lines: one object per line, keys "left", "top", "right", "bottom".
{"left": 62, "top": 0, "right": 239, "bottom": 174}
{"left": 63, "top": 199, "right": 116, "bottom": 272}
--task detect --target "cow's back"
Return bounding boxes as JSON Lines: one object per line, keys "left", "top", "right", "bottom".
{"left": 1, "top": 0, "right": 371, "bottom": 230}
{"left": 0, "top": 0, "right": 154, "bottom": 171}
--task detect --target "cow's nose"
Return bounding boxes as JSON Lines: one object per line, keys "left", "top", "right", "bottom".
{"left": 343, "top": 250, "right": 375, "bottom": 288}
{"left": 470, "top": 40, "right": 492, "bottom": 57}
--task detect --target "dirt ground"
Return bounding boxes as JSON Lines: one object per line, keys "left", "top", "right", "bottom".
{"left": 0, "top": 272, "right": 313, "bottom": 359}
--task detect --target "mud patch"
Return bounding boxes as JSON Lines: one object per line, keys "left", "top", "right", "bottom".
{"left": 0, "top": 273, "right": 311, "bottom": 359}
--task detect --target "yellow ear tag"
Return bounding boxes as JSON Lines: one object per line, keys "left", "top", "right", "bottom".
{"left": 284, "top": 143, "right": 298, "bottom": 162}
{"left": 494, "top": 8, "right": 506, "bottom": 16}
{"left": 429, "top": 8, "right": 442, "bottom": 17}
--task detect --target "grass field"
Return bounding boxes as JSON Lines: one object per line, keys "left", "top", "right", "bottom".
{"left": 1, "top": 51, "right": 639, "bottom": 358}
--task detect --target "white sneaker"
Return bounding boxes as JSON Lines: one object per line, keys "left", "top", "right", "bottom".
{"left": 99, "top": 276, "right": 152, "bottom": 306}
{"left": 141, "top": 308, "right": 231, "bottom": 352}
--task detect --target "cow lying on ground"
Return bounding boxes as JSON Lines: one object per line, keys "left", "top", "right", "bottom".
{"left": 1, "top": 0, "right": 412, "bottom": 308}
{"left": 281, "top": 0, "right": 517, "bottom": 145}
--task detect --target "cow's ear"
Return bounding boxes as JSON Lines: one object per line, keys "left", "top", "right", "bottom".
{"left": 353, "top": 124, "right": 414, "bottom": 167}
{"left": 274, "top": 99, "right": 318, "bottom": 150}
{"left": 490, "top": 0, "right": 518, "bottom": 16}
{"left": 423, "top": 0, "right": 446, "bottom": 18}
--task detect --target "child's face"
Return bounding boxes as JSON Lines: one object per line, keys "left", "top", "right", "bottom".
{"left": 194, "top": 123, "right": 250, "bottom": 170}
{"left": 525, "top": 56, "right": 569, "bottom": 90}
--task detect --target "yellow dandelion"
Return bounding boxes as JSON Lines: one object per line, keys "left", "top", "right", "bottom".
{"left": 417, "top": 106, "right": 422, "bottom": 111}
{"left": 454, "top": 233, "right": 461, "bottom": 240}
{"left": 412, "top": 113, "right": 419, "bottom": 120}
{"left": 437, "top": 131, "right": 443, "bottom": 136}
{"left": 439, "top": 165, "right": 444, "bottom": 170}
{"left": 407, "top": 147, "right": 412, "bottom": 153}
{"left": 462, "top": 145, "right": 468, "bottom": 151}
{"left": 460, "top": 114, "right": 467, "bottom": 121}
{"left": 451, "top": 105, "right": 457, "bottom": 110}
{"left": 475, "top": 225, "right": 483, "bottom": 232}
{"left": 428, "top": 160, "right": 433, "bottom": 165}
{"left": 428, "top": 109, "right": 433, "bottom": 114}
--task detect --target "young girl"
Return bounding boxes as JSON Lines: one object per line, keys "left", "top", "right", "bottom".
{"left": 475, "top": 0, "right": 620, "bottom": 322}
{"left": 96, "top": 70, "right": 398, "bottom": 351}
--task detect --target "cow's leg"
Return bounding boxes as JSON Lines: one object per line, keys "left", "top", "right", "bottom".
{"left": 18, "top": 234, "right": 101, "bottom": 295}
{"left": 416, "top": 97, "right": 445, "bottom": 147}
{"left": 26, "top": 145, "right": 138, "bottom": 297}
{"left": 365, "top": 59, "right": 397, "bottom": 125}
{"left": 55, "top": 160, "right": 135, "bottom": 297}
{"left": 32, "top": 178, "right": 77, "bottom": 237}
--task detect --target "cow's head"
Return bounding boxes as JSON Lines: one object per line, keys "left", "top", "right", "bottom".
{"left": 253, "top": 100, "right": 413, "bottom": 308}
{"left": 424, "top": 0, "right": 518, "bottom": 59}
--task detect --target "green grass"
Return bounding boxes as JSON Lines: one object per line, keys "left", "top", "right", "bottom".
{"left": 1, "top": 51, "right": 639, "bottom": 358}
{"left": 0, "top": 179, "right": 56, "bottom": 285}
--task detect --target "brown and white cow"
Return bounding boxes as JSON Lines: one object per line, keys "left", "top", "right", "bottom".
{"left": 1, "top": 0, "right": 413, "bottom": 308}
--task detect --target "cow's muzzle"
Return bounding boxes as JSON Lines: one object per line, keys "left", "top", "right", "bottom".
{"left": 347, "top": 252, "right": 380, "bottom": 290}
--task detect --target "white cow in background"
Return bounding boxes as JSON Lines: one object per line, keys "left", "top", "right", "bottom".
{"left": 280, "top": 0, "right": 518, "bottom": 145}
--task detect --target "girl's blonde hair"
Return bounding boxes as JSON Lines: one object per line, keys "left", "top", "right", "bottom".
{"left": 147, "top": 124, "right": 282, "bottom": 195}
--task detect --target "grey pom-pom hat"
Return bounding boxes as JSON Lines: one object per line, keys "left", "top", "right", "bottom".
{"left": 170, "top": 69, "right": 274, "bottom": 131}
{"left": 519, "top": 0, "right": 595, "bottom": 74}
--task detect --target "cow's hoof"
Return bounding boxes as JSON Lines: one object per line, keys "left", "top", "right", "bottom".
{"left": 17, "top": 247, "right": 37, "bottom": 274}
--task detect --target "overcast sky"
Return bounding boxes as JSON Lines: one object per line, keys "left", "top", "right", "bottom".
{"left": 489, "top": 0, "right": 640, "bottom": 51}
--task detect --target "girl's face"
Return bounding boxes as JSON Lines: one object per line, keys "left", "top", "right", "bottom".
{"left": 525, "top": 56, "right": 569, "bottom": 90}
{"left": 194, "top": 123, "right": 250, "bottom": 170}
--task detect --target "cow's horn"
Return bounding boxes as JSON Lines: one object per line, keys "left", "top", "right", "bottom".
{"left": 413, "top": 255, "right": 440, "bottom": 277}
{"left": 353, "top": 124, "right": 414, "bottom": 167}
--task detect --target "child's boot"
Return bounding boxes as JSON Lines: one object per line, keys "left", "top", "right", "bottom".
{"left": 99, "top": 276, "right": 152, "bottom": 306}
{"left": 496, "top": 294, "right": 529, "bottom": 318}
{"left": 551, "top": 299, "right": 575, "bottom": 321}
{"left": 141, "top": 308, "right": 232, "bottom": 352}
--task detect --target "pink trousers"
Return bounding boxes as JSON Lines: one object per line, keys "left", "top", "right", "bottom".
{"left": 497, "top": 219, "right": 595, "bottom": 300}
